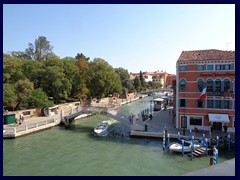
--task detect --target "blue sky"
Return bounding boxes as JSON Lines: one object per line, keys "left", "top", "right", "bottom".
{"left": 3, "top": 4, "right": 235, "bottom": 74}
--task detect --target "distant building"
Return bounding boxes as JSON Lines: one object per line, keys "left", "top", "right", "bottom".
{"left": 130, "top": 70, "right": 176, "bottom": 88}
{"left": 176, "top": 49, "right": 235, "bottom": 133}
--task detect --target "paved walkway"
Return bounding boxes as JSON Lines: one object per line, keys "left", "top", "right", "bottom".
{"left": 183, "top": 158, "right": 235, "bottom": 176}
{"left": 144, "top": 107, "right": 234, "bottom": 141}
{"left": 4, "top": 114, "right": 60, "bottom": 128}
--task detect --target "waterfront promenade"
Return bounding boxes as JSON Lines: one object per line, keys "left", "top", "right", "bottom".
{"left": 3, "top": 108, "right": 93, "bottom": 138}
{"left": 130, "top": 107, "right": 235, "bottom": 176}
{"left": 131, "top": 106, "right": 234, "bottom": 141}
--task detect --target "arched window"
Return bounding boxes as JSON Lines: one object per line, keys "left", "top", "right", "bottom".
{"left": 215, "top": 78, "right": 222, "bottom": 95}
{"left": 223, "top": 79, "right": 231, "bottom": 92}
{"left": 231, "top": 79, "right": 235, "bottom": 93}
{"left": 197, "top": 78, "right": 205, "bottom": 92}
{"left": 206, "top": 79, "right": 213, "bottom": 92}
{"left": 179, "top": 79, "right": 186, "bottom": 92}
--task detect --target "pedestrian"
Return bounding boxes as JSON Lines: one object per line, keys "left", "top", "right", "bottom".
{"left": 149, "top": 114, "right": 153, "bottom": 120}
{"left": 20, "top": 113, "right": 24, "bottom": 122}
{"left": 165, "top": 126, "right": 168, "bottom": 140}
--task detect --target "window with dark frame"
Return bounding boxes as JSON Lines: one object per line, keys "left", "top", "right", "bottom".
{"left": 215, "top": 100, "right": 221, "bottom": 108}
{"left": 207, "top": 100, "right": 213, "bottom": 108}
{"left": 180, "top": 99, "right": 186, "bottom": 107}
{"left": 190, "top": 117, "right": 202, "bottom": 126}
{"left": 197, "top": 100, "right": 203, "bottom": 108}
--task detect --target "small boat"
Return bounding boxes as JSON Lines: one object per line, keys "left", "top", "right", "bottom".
{"left": 94, "top": 120, "right": 118, "bottom": 136}
{"left": 94, "top": 121, "right": 109, "bottom": 136}
{"left": 168, "top": 139, "right": 202, "bottom": 153}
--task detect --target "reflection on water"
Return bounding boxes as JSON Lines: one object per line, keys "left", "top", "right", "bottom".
{"left": 3, "top": 98, "right": 235, "bottom": 176}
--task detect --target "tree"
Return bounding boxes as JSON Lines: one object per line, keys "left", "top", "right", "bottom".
{"left": 88, "top": 58, "right": 122, "bottom": 98}
{"left": 42, "top": 59, "right": 72, "bottom": 102}
{"left": 3, "top": 83, "right": 18, "bottom": 111}
{"left": 27, "top": 88, "right": 54, "bottom": 109}
{"left": 134, "top": 76, "right": 143, "bottom": 92}
{"left": 75, "top": 53, "right": 90, "bottom": 61}
{"left": 10, "top": 51, "right": 30, "bottom": 60}
{"left": 21, "top": 60, "right": 45, "bottom": 88}
{"left": 62, "top": 59, "right": 81, "bottom": 97}
{"left": 139, "top": 70, "right": 146, "bottom": 88}
{"left": 25, "top": 36, "right": 53, "bottom": 61}
{"left": 3, "top": 57, "right": 24, "bottom": 84}
{"left": 15, "top": 79, "right": 34, "bottom": 109}
{"left": 115, "top": 67, "right": 133, "bottom": 93}
{"left": 75, "top": 54, "right": 90, "bottom": 99}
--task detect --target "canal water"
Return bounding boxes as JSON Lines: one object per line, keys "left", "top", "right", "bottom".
{"left": 3, "top": 97, "right": 234, "bottom": 176}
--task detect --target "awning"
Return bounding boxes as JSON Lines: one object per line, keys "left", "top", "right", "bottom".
{"left": 208, "top": 113, "right": 229, "bottom": 123}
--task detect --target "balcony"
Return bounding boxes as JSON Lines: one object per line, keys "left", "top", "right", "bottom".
{"left": 207, "top": 91, "right": 234, "bottom": 99}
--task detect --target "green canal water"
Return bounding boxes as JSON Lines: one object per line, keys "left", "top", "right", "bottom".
{"left": 3, "top": 97, "right": 235, "bottom": 176}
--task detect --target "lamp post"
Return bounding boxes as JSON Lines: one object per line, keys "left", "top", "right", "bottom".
{"left": 209, "top": 122, "right": 212, "bottom": 146}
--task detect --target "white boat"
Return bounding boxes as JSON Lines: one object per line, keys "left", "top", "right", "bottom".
{"left": 94, "top": 120, "right": 118, "bottom": 136}
{"left": 168, "top": 139, "right": 202, "bottom": 153}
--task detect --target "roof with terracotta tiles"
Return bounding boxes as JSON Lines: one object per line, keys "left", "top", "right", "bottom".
{"left": 178, "top": 49, "right": 235, "bottom": 61}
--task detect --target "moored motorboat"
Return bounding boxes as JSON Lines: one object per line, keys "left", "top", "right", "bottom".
{"left": 168, "top": 139, "right": 202, "bottom": 153}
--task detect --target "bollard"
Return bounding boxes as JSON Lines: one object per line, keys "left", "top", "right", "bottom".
{"left": 163, "top": 130, "right": 166, "bottom": 150}
{"left": 192, "top": 135, "right": 195, "bottom": 151}
{"left": 213, "top": 146, "right": 218, "bottom": 165}
{"left": 216, "top": 136, "right": 219, "bottom": 148}
{"left": 167, "top": 133, "right": 170, "bottom": 146}
{"left": 205, "top": 138, "right": 208, "bottom": 156}
{"left": 190, "top": 143, "right": 193, "bottom": 161}
{"left": 182, "top": 139, "right": 184, "bottom": 156}
{"left": 145, "top": 124, "right": 148, "bottom": 132}
{"left": 210, "top": 157, "right": 214, "bottom": 166}
{"left": 228, "top": 134, "right": 230, "bottom": 152}
{"left": 202, "top": 134, "right": 205, "bottom": 145}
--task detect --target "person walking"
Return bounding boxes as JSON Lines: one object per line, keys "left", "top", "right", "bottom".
{"left": 20, "top": 113, "right": 24, "bottom": 122}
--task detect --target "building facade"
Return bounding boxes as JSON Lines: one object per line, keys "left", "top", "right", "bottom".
{"left": 176, "top": 49, "right": 235, "bottom": 133}
{"left": 130, "top": 70, "right": 176, "bottom": 88}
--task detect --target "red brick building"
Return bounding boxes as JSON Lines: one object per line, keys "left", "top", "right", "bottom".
{"left": 176, "top": 49, "right": 235, "bottom": 133}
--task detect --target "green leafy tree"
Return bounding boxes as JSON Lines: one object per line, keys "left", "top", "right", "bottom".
{"left": 75, "top": 54, "right": 90, "bottom": 100}
{"left": 139, "top": 70, "right": 146, "bottom": 88}
{"left": 62, "top": 59, "right": 81, "bottom": 97}
{"left": 42, "top": 59, "right": 71, "bottom": 102}
{"left": 27, "top": 88, "right": 54, "bottom": 109}
{"left": 10, "top": 51, "right": 30, "bottom": 60}
{"left": 3, "top": 83, "right": 18, "bottom": 111}
{"left": 3, "top": 57, "right": 24, "bottom": 83}
{"left": 115, "top": 67, "right": 133, "bottom": 93}
{"left": 134, "top": 76, "right": 143, "bottom": 92}
{"left": 21, "top": 60, "right": 45, "bottom": 88}
{"left": 88, "top": 58, "right": 122, "bottom": 98}
{"left": 75, "top": 53, "right": 90, "bottom": 61}
{"left": 25, "top": 36, "right": 53, "bottom": 61}
{"left": 15, "top": 79, "right": 34, "bottom": 109}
